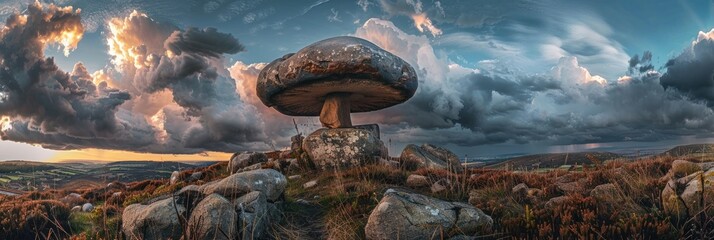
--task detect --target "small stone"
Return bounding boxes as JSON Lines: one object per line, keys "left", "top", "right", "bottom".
{"left": 229, "top": 152, "right": 269, "bottom": 174}
{"left": 170, "top": 171, "right": 182, "bottom": 185}
{"left": 544, "top": 196, "right": 568, "bottom": 209}
{"left": 512, "top": 183, "right": 529, "bottom": 197}
{"left": 303, "top": 180, "right": 318, "bottom": 189}
{"left": 82, "top": 203, "right": 94, "bottom": 212}
{"left": 189, "top": 171, "right": 203, "bottom": 182}
{"left": 406, "top": 174, "right": 430, "bottom": 188}
{"left": 288, "top": 175, "right": 301, "bottom": 180}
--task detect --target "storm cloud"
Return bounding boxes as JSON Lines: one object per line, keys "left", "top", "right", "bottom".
{"left": 0, "top": 3, "right": 153, "bottom": 149}
{"left": 353, "top": 18, "right": 714, "bottom": 148}
{"left": 0, "top": 3, "right": 272, "bottom": 153}
{"left": 660, "top": 29, "right": 714, "bottom": 107}
{"left": 1, "top": 1, "right": 714, "bottom": 156}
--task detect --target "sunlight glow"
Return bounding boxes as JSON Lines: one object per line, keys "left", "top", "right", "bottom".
{"left": 47, "top": 148, "right": 233, "bottom": 162}
{"left": 1, "top": 116, "right": 11, "bottom": 132}
{"left": 107, "top": 10, "right": 154, "bottom": 69}
{"left": 411, "top": 13, "right": 442, "bottom": 37}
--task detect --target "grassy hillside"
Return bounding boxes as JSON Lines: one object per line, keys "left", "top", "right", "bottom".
{"left": 485, "top": 152, "right": 623, "bottom": 170}
{"left": 0, "top": 161, "right": 213, "bottom": 192}
{"left": 661, "top": 144, "right": 714, "bottom": 159}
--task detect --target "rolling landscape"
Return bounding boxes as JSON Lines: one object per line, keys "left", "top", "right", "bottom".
{"left": 0, "top": 161, "right": 213, "bottom": 193}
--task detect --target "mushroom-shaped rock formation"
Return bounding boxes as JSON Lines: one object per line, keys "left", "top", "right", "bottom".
{"left": 257, "top": 36, "right": 417, "bottom": 128}
{"left": 257, "top": 36, "right": 417, "bottom": 169}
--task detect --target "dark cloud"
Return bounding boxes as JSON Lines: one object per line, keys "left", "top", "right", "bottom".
{"left": 106, "top": 10, "right": 270, "bottom": 152}
{"left": 0, "top": 3, "right": 134, "bottom": 141}
{"left": 628, "top": 50, "right": 654, "bottom": 74}
{"left": 164, "top": 27, "right": 244, "bottom": 58}
{"left": 354, "top": 18, "right": 714, "bottom": 150}
{"left": 660, "top": 31, "right": 714, "bottom": 106}
{"left": 0, "top": 3, "right": 271, "bottom": 154}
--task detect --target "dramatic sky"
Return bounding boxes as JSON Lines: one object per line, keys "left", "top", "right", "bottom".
{"left": 0, "top": 0, "right": 713, "bottom": 161}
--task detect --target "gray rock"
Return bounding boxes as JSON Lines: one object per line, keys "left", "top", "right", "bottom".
{"left": 302, "top": 128, "right": 386, "bottom": 170}
{"left": 229, "top": 152, "right": 268, "bottom": 174}
{"left": 234, "top": 191, "right": 277, "bottom": 240}
{"left": 400, "top": 144, "right": 463, "bottom": 172}
{"left": 189, "top": 171, "right": 203, "bottom": 182}
{"left": 71, "top": 205, "right": 81, "bottom": 212}
{"left": 406, "top": 174, "right": 430, "bottom": 188}
{"left": 60, "top": 193, "right": 85, "bottom": 206}
{"left": 175, "top": 185, "right": 205, "bottom": 211}
{"left": 82, "top": 203, "right": 94, "bottom": 212}
{"left": 200, "top": 169, "right": 287, "bottom": 201}
{"left": 680, "top": 178, "right": 704, "bottom": 217}
{"left": 544, "top": 196, "right": 568, "bottom": 209}
{"left": 662, "top": 170, "right": 714, "bottom": 219}
{"left": 365, "top": 189, "right": 492, "bottom": 240}
{"left": 512, "top": 183, "right": 529, "bottom": 197}
{"left": 256, "top": 36, "right": 418, "bottom": 117}
{"left": 169, "top": 171, "right": 182, "bottom": 185}
{"left": 188, "top": 194, "right": 238, "bottom": 240}
{"left": 122, "top": 197, "right": 185, "bottom": 240}
{"left": 237, "top": 163, "right": 263, "bottom": 173}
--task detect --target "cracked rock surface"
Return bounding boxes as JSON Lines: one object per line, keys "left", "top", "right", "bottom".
{"left": 400, "top": 144, "right": 464, "bottom": 173}
{"left": 302, "top": 128, "right": 386, "bottom": 170}
{"left": 662, "top": 160, "right": 714, "bottom": 220}
{"left": 365, "top": 189, "right": 492, "bottom": 240}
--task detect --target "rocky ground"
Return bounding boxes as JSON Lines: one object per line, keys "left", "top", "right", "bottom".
{"left": 0, "top": 146, "right": 713, "bottom": 239}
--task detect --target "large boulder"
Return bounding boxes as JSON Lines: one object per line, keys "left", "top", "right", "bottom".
{"left": 365, "top": 189, "right": 492, "bottom": 240}
{"left": 661, "top": 161, "right": 714, "bottom": 219}
{"left": 229, "top": 152, "right": 269, "bottom": 174}
{"left": 400, "top": 144, "right": 463, "bottom": 172}
{"left": 188, "top": 193, "right": 238, "bottom": 240}
{"left": 200, "top": 169, "right": 287, "bottom": 201}
{"left": 234, "top": 191, "right": 280, "bottom": 240}
{"left": 302, "top": 128, "right": 386, "bottom": 170}
{"left": 122, "top": 197, "right": 185, "bottom": 240}
{"left": 406, "top": 174, "right": 430, "bottom": 188}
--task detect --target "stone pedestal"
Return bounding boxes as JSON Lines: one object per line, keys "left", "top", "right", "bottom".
{"left": 302, "top": 127, "right": 387, "bottom": 170}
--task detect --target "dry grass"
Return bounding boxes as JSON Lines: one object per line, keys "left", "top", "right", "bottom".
{"left": 0, "top": 153, "right": 712, "bottom": 239}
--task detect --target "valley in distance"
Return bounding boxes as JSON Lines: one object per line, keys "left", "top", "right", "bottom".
{"left": 1, "top": 143, "right": 710, "bottom": 195}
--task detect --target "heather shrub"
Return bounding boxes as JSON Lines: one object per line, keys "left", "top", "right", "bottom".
{"left": 0, "top": 199, "right": 71, "bottom": 239}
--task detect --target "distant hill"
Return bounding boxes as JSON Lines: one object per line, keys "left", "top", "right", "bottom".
{"left": 661, "top": 144, "right": 714, "bottom": 157}
{"left": 485, "top": 152, "right": 623, "bottom": 170}
{"left": 0, "top": 160, "right": 208, "bottom": 192}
